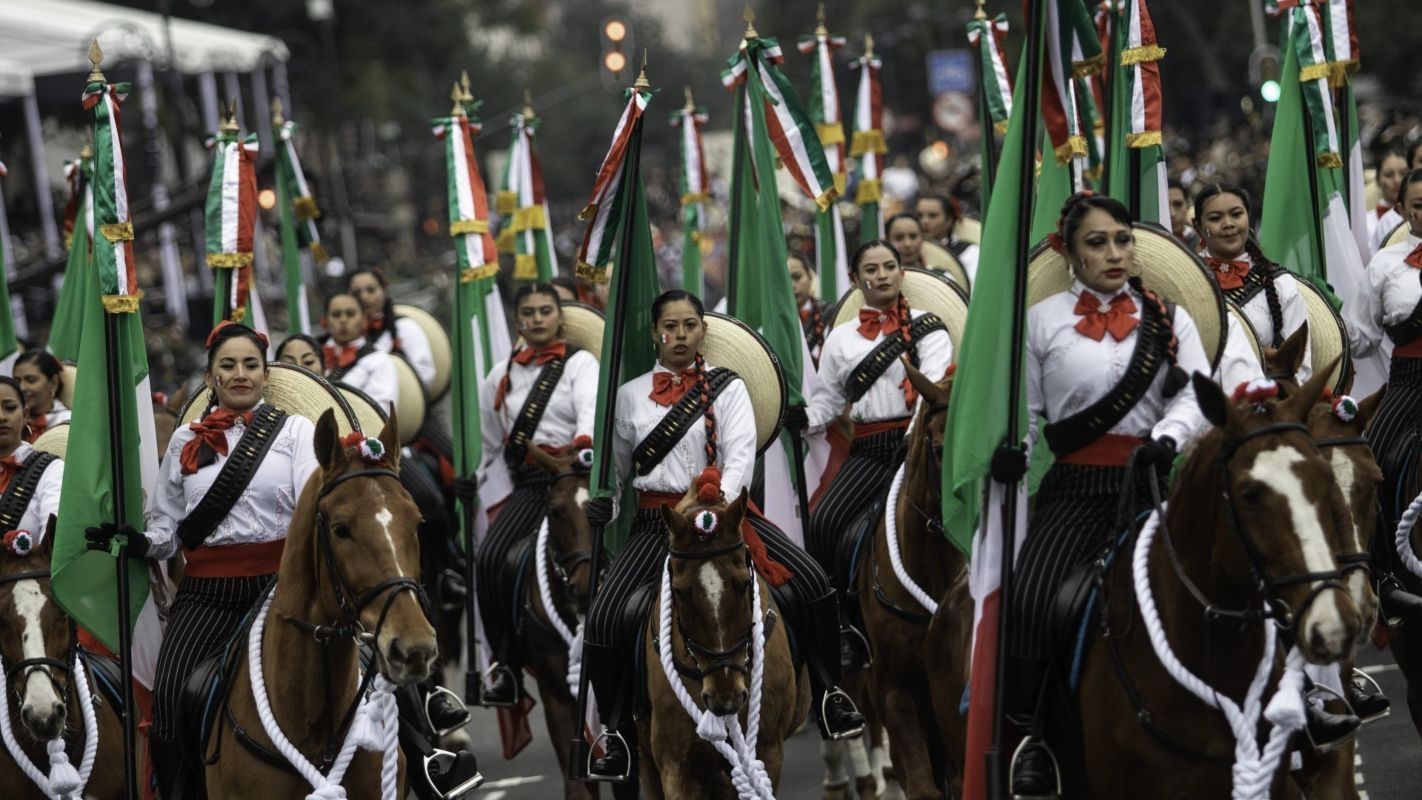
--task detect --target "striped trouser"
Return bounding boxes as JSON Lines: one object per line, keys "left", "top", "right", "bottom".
{"left": 806, "top": 427, "right": 907, "bottom": 586}
{"left": 1367, "top": 357, "right": 1422, "bottom": 542}
{"left": 475, "top": 469, "right": 550, "bottom": 662}
{"left": 151, "top": 575, "right": 271, "bottom": 741}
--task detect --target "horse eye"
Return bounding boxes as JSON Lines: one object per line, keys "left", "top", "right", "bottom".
{"left": 1238, "top": 482, "right": 1265, "bottom": 506}
{"left": 333, "top": 523, "right": 353, "bottom": 539}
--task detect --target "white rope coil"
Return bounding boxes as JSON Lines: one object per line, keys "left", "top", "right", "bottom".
{"left": 0, "top": 650, "right": 99, "bottom": 800}
{"left": 883, "top": 462, "right": 938, "bottom": 616}
{"left": 1394, "top": 488, "right": 1422, "bottom": 579}
{"left": 657, "top": 555, "right": 775, "bottom": 799}
{"left": 535, "top": 517, "right": 586, "bottom": 697}
{"left": 1133, "top": 506, "right": 1304, "bottom": 800}
{"left": 246, "top": 583, "right": 401, "bottom": 800}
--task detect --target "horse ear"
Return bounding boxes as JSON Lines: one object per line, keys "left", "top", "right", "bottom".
{"left": 1355, "top": 384, "right": 1387, "bottom": 431}
{"left": 1282, "top": 355, "right": 1338, "bottom": 422}
{"left": 1268, "top": 321, "right": 1309, "bottom": 379}
{"left": 1193, "top": 372, "right": 1231, "bottom": 428}
{"left": 38, "top": 516, "right": 57, "bottom": 558}
{"left": 378, "top": 410, "right": 401, "bottom": 470}
{"left": 903, "top": 360, "right": 948, "bottom": 408}
{"left": 727, "top": 487, "right": 749, "bottom": 529}
{"left": 527, "top": 445, "right": 559, "bottom": 474}
{"left": 660, "top": 502, "right": 688, "bottom": 541}
{"left": 314, "top": 409, "right": 343, "bottom": 471}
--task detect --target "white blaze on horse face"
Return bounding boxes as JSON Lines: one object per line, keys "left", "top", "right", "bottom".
{"left": 698, "top": 562, "right": 727, "bottom": 649}
{"left": 1248, "top": 446, "right": 1348, "bottom": 655}
{"left": 574, "top": 486, "right": 589, "bottom": 511}
{"left": 373, "top": 504, "right": 406, "bottom": 577}
{"left": 13, "top": 580, "right": 61, "bottom": 717}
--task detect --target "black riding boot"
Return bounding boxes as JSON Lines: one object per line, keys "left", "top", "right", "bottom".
{"left": 150, "top": 735, "right": 193, "bottom": 800}
{"left": 395, "top": 681, "right": 483, "bottom": 799}
{"left": 1004, "top": 659, "right": 1059, "bottom": 800}
{"left": 584, "top": 641, "right": 634, "bottom": 782}
{"left": 806, "top": 591, "right": 866, "bottom": 739}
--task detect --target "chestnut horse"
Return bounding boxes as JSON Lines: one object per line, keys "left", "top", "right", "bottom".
{"left": 205, "top": 411, "right": 437, "bottom": 799}
{"left": 1068, "top": 367, "right": 1364, "bottom": 797}
{"left": 0, "top": 530, "right": 126, "bottom": 799}
{"left": 519, "top": 446, "right": 600, "bottom": 799}
{"left": 639, "top": 488, "right": 810, "bottom": 798}
{"left": 854, "top": 363, "right": 962, "bottom": 800}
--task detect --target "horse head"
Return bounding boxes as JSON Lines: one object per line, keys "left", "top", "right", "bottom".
{"left": 1186, "top": 363, "right": 1364, "bottom": 664}
{"left": 527, "top": 444, "right": 596, "bottom": 609}
{"left": 659, "top": 485, "right": 754, "bottom": 717}
{"left": 903, "top": 360, "right": 954, "bottom": 476}
{"left": 309, "top": 409, "right": 437, "bottom": 686}
{"left": 0, "top": 523, "right": 71, "bottom": 741}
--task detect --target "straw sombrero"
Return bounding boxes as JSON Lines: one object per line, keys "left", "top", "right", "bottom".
{"left": 394, "top": 304, "right": 452, "bottom": 402}
{"left": 700, "top": 312, "right": 785, "bottom": 455}
{"left": 829, "top": 267, "right": 970, "bottom": 358}
{"left": 337, "top": 383, "right": 391, "bottom": 438}
{"left": 57, "top": 362, "right": 79, "bottom": 409}
{"left": 1295, "top": 279, "right": 1353, "bottom": 395}
{"left": 178, "top": 362, "right": 361, "bottom": 436}
{"left": 952, "top": 216, "right": 982, "bottom": 245}
{"left": 1385, "top": 220, "right": 1414, "bottom": 249}
{"left": 391, "top": 353, "right": 427, "bottom": 446}
{"left": 919, "top": 241, "right": 972, "bottom": 293}
{"left": 1226, "top": 302, "right": 1264, "bottom": 369}
{"left": 513, "top": 302, "right": 605, "bottom": 361}
{"left": 32, "top": 422, "right": 69, "bottom": 460}
{"left": 1027, "top": 222, "right": 1226, "bottom": 370}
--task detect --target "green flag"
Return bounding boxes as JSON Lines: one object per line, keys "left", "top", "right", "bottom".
{"left": 50, "top": 157, "right": 93, "bottom": 362}
{"left": 1031, "top": 129, "right": 1075, "bottom": 245}
{"left": 671, "top": 97, "right": 710, "bottom": 295}
{"left": 274, "top": 109, "right": 324, "bottom": 335}
{"left": 52, "top": 76, "right": 159, "bottom": 652}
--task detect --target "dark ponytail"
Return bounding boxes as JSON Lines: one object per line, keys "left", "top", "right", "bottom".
{"left": 694, "top": 353, "right": 717, "bottom": 467}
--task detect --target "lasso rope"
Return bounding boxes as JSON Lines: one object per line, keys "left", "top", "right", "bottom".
{"left": 883, "top": 462, "right": 938, "bottom": 615}
{"left": 656, "top": 555, "right": 775, "bottom": 799}
{"left": 534, "top": 518, "right": 585, "bottom": 697}
{"left": 0, "top": 651, "right": 99, "bottom": 800}
{"left": 1394, "top": 489, "right": 1422, "bottom": 579}
{"left": 1133, "top": 506, "right": 1305, "bottom": 800}
{"left": 246, "top": 583, "right": 400, "bottom": 800}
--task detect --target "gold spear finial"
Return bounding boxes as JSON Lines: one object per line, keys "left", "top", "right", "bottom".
{"left": 864, "top": 32, "right": 875, "bottom": 59}
{"left": 271, "top": 97, "right": 284, "bottom": 126}
{"left": 450, "top": 82, "right": 464, "bottom": 115}
{"left": 633, "top": 50, "right": 649, "bottom": 91}
{"left": 80, "top": 143, "right": 92, "bottom": 159}
{"left": 522, "top": 89, "right": 534, "bottom": 120}
{"left": 975, "top": 0, "right": 987, "bottom": 21}
{"left": 684, "top": 86, "right": 695, "bottom": 111}
{"left": 221, "top": 99, "right": 239, "bottom": 135}
{"left": 459, "top": 70, "right": 473, "bottom": 101}
{"left": 743, "top": 3, "right": 758, "bottom": 38}
{"left": 815, "top": 3, "right": 828, "bottom": 37}
{"left": 87, "top": 39, "right": 105, "bottom": 83}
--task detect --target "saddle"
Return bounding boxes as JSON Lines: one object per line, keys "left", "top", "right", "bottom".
{"left": 77, "top": 648, "right": 126, "bottom": 716}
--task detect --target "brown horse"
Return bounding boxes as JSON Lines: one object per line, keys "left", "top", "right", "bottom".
{"left": 206, "top": 411, "right": 437, "bottom": 799}
{"left": 0, "top": 528, "right": 126, "bottom": 799}
{"left": 638, "top": 487, "right": 810, "bottom": 798}
{"left": 1066, "top": 366, "right": 1364, "bottom": 797}
{"left": 854, "top": 363, "right": 962, "bottom": 800}
{"left": 519, "top": 446, "right": 599, "bottom": 799}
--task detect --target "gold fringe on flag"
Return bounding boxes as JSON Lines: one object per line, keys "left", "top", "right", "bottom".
{"left": 850, "top": 129, "right": 887, "bottom": 157}
{"left": 496, "top": 228, "right": 516, "bottom": 253}
{"left": 496, "top": 191, "right": 517, "bottom": 214}
{"left": 1120, "top": 44, "right": 1166, "bottom": 66}
{"left": 817, "top": 123, "right": 845, "bottom": 147}
{"left": 101, "top": 294, "right": 140, "bottom": 314}
{"left": 994, "top": 119, "right": 1009, "bottom": 134}
{"left": 1317, "top": 152, "right": 1343, "bottom": 169}
{"left": 459, "top": 263, "right": 498, "bottom": 283}
{"left": 855, "top": 178, "right": 882, "bottom": 204}
{"left": 100, "top": 222, "right": 133, "bottom": 242}
{"left": 1072, "top": 52, "right": 1106, "bottom": 78}
{"left": 1327, "top": 60, "right": 1359, "bottom": 87}
{"left": 814, "top": 186, "right": 839, "bottom": 212}
{"left": 680, "top": 191, "right": 711, "bottom": 205}
{"left": 511, "top": 205, "right": 547, "bottom": 232}
{"left": 833, "top": 172, "right": 846, "bottom": 195}
{"left": 1299, "top": 63, "right": 1332, "bottom": 82}
{"left": 1126, "top": 130, "right": 1162, "bottom": 148}
{"left": 310, "top": 242, "right": 329, "bottom": 263}
{"left": 449, "top": 219, "right": 490, "bottom": 236}
{"left": 293, "top": 196, "right": 321, "bottom": 220}
{"left": 513, "top": 253, "right": 538, "bottom": 279}
{"left": 575, "top": 260, "right": 608, "bottom": 283}
{"left": 206, "top": 252, "right": 254, "bottom": 268}
{"left": 1054, "top": 136, "right": 1088, "bottom": 164}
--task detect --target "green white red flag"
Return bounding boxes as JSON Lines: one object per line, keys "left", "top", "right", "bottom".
{"left": 50, "top": 155, "right": 93, "bottom": 363}
{"left": 274, "top": 114, "right": 324, "bottom": 334}
{"left": 575, "top": 87, "right": 651, "bottom": 283}
{"left": 498, "top": 111, "right": 557, "bottom": 282}
{"left": 968, "top": 14, "right": 1014, "bottom": 135}
{"left": 205, "top": 125, "right": 259, "bottom": 327}
{"left": 849, "top": 40, "right": 886, "bottom": 246}
{"left": 799, "top": 18, "right": 850, "bottom": 301}
{"left": 1103, "top": 0, "right": 1170, "bottom": 227}
{"left": 1041, "top": 0, "right": 1104, "bottom": 164}
{"left": 670, "top": 96, "right": 710, "bottom": 295}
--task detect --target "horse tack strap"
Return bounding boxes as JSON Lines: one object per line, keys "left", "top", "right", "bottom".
{"left": 844, "top": 313, "right": 946, "bottom": 405}
{"left": 0, "top": 452, "right": 57, "bottom": 532}
{"left": 503, "top": 349, "right": 575, "bottom": 467}
{"left": 177, "top": 406, "right": 289, "bottom": 551}
{"left": 630, "top": 367, "right": 734, "bottom": 477}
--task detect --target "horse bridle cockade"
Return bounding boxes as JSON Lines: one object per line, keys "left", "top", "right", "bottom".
{"left": 664, "top": 533, "right": 772, "bottom": 682}
{"left": 0, "top": 570, "right": 75, "bottom": 712}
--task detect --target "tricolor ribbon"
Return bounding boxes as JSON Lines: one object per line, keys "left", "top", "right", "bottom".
{"left": 205, "top": 129, "right": 259, "bottom": 322}
{"left": 849, "top": 47, "right": 885, "bottom": 231}
{"left": 967, "top": 13, "right": 1014, "bottom": 134}
{"left": 62, "top": 156, "right": 93, "bottom": 252}
{"left": 275, "top": 120, "right": 327, "bottom": 263}
{"left": 1325, "top": 0, "right": 1359, "bottom": 85}
{"left": 575, "top": 87, "right": 651, "bottom": 282}
{"left": 1120, "top": 0, "right": 1165, "bottom": 149}
{"left": 497, "top": 112, "right": 557, "bottom": 280}
{"left": 797, "top": 26, "right": 848, "bottom": 194}
{"left": 1042, "top": 0, "right": 1105, "bottom": 164}
{"left": 433, "top": 103, "right": 498, "bottom": 283}
{"left": 82, "top": 80, "right": 138, "bottom": 312}
{"left": 1288, "top": 2, "right": 1343, "bottom": 169}
{"left": 669, "top": 102, "right": 710, "bottom": 244}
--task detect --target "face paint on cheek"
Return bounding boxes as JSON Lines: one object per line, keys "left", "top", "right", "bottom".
{"left": 660, "top": 334, "right": 669, "bottom": 344}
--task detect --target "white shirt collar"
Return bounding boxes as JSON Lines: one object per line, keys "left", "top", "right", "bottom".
{"left": 1071, "top": 279, "right": 1133, "bottom": 305}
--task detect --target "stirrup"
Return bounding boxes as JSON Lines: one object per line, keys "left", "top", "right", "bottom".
{"left": 586, "top": 728, "right": 631, "bottom": 784}
{"left": 1301, "top": 686, "right": 1360, "bottom": 755}
{"left": 480, "top": 663, "right": 520, "bottom": 708}
{"left": 1350, "top": 667, "right": 1392, "bottom": 725}
{"left": 1008, "top": 736, "right": 1062, "bottom": 800}
{"left": 422, "top": 748, "right": 483, "bottom": 799}
{"left": 818, "top": 688, "right": 866, "bottom": 741}
{"left": 425, "top": 685, "right": 471, "bottom": 738}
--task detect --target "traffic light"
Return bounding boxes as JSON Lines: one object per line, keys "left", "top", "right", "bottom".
{"left": 1249, "top": 45, "right": 1281, "bottom": 103}
{"left": 599, "top": 16, "right": 634, "bottom": 93}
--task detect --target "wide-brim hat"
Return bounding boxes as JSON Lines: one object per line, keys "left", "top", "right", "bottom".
{"left": 829, "top": 266, "right": 970, "bottom": 358}
{"left": 1027, "top": 222, "right": 1226, "bottom": 370}
{"left": 953, "top": 216, "right": 982, "bottom": 245}
{"left": 337, "top": 383, "right": 391, "bottom": 438}
{"left": 32, "top": 422, "right": 70, "bottom": 460}
{"left": 394, "top": 304, "right": 452, "bottom": 403}
{"left": 1295, "top": 278, "right": 1352, "bottom": 395}
{"left": 391, "top": 353, "right": 427, "bottom": 446}
{"left": 700, "top": 312, "right": 785, "bottom": 455}
{"left": 1385, "top": 220, "right": 1413, "bottom": 249}
{"left": 1227, "top": 302, "right": 1264, "bottom": 369}
{"left": 57, "top": 362, "right": 79, "bottom": 409}
{"left": 178, "top": 362, "right": 362, "bottom": 435}
{"left": 919, "top": 241, "right": 971, "bottom": 293}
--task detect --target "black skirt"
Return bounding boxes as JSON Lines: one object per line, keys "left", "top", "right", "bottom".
{"left": 1368, "top": 355, "right": 1422, "bottom": 526}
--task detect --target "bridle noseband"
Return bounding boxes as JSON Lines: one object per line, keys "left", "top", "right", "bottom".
{"left": 666, "top": 535, "right": 759, "bottom": 680}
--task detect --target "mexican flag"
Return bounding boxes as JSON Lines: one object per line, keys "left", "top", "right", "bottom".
{"left": 849, "top": 38, "right": 886, "bottom": 249}
{"left": 498, "top": 108, "right": 557, "bottom": 282}
{"left": 49, "top": 155, "right": 94, "bottom": 362}
{"left": 1103, "top": 0, "right": 1170, "bottom": 227}
{"left": 458, "top": 92, "right": 513, "bottom": 381}
{"left": 274, "top": 107, "right": 325, "bottom": 336}
{"left": 799, "top": 17, "right": 849, "bottom": 302}
{"left": 580, "top": 83, "right": 659, "bottom": 557}
{"left": 671, "top": 95, "right": 710, "bottom": 296}
{"left": 52, "top": 75, "right": 161, "bottom": 665}
{"left": 205, "top": 122, "right": 260, "bottom": 330}
{"left": 968, "top": 12, "right": 1014, "bottom": 212}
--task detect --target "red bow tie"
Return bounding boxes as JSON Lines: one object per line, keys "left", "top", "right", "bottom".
{"left": 650, "top": 368, "right": 702, "bottom": 407}
{"left": 323, "top": 343, "right": 359, "bottom": 370}
{"left": 1378, "top": 203, "right": 1392, "bottom": 219}
{"left": 1073, "top": 292, "right": 1139, "bottom": 342}
{"left": 1406, "top": 243, "right": 1422, "bottom": 270}
{"left": 24, "top": 414, "right": 45, "bottom": 444}
{"left": 1205, "top": 257, "right": 1251, "bottom": 290}
{"left": 0, "top": 456, "right": 21, "bottom": 493}
{"left": 180, "top": 408, "right": 254, "bottom": 475}
{"left": 857, "top": 306, "right": 902, "bottom": 340}
{"left": 512, "top": 342, "right": 567, "bottom": 367}
{"left": 799, "top": 307, "right": 811, "bottom": 323}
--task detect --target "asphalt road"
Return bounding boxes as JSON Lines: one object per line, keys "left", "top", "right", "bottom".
{"left": 463, "top": 647, "right": 1420, "bottom": 799}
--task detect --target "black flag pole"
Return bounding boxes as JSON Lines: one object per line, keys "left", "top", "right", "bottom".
{"left": 104, "top": 310, "right": 140, "bottom": 800}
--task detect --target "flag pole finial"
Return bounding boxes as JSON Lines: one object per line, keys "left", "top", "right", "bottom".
{"left": 815, "top": 3, "right": 828, "bottom": 36}
{"left": 87, "top": 39, "right": 105, "bottom": 83}
{"left": 450, "top": 82, "right": 464, "bottom": 115}
{"left": 974, "top": 0, "right": 987, "bottom": 21}
{"left": 271, "top": 97, "right": 284, "bottom": 126}
{"left": 684, "top": 85, "right": 695, "bottom": 110}
{"left": 742, "top": 3, "right": 758, "bottom": 39}
{"left": 633, "top": 51, "right": 650, "bottom": 91}
{"left": 80, "top": 143, "right": 92, "bottom": 159}
{"left": 458, "top": 73, "right": 474, "bottom": 105}
{"left": 864, "top": 32, "right": 875, "bottom": 59}
{"left": 221, "top": 99, "right": 239, "bottom": 134}
{"left": 522, "top": 89, "right": 534, "bottom": 120}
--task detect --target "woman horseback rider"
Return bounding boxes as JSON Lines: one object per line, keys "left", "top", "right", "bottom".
{"left": 1194, "top": 182, "right": 1312, "bottom": 380}
{"left": 1345, "top": 167, "right": 1422, "bottom": 623}
{"left": 916, "top": 193, "right": 981, "bottom": 283}
{"left": 0, "top": 376, "right": 64, "bottom": 545}
{"left": 348, "top": 267, "right": 438, "bottom": 391}
{"left": 322, "top": 293, "right": 399, "bottom": 414}
{"left": 993, "top": 193, "right": 1212, "bottom": 798}
{"left": 473, "top": 283, "right": 598, "bottom": 706}
{"left": 885, "top": 213, "right": 926, "bottom": 269}
{"left": 580, "top": 289, "right": 864, "bottom": 780}
{"left": 792, "top": 239, "right": 953, "bottom": 671}
{"left": 14, "top": 352, "right": 70, "bottom": 443}
{"left": 274, "top": 333, "right": 325, "bottom": 374}
{"left": 84, "top": 322, "right": 320, "bottom": 795}
{"left": 789, "top": 251, "right": 829, "bottom": 366}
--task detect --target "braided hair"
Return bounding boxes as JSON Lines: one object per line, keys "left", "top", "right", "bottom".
{"left": 651, "top": 289, "right": 717, "bottom": 467}
{"left": 1196, "top": 182, "right": 1287, "bottom": 345}
{"left": 1128, "top": 276, "right": 1188, "bottom": 398}
{"left": 852, "top": 239, "right": 920, "bottom": 406}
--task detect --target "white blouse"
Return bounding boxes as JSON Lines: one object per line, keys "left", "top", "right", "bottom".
{"left": 1221, "top": 252, "right": 1311, "bottom": 381}
{"left": 43, "top": 400, "right": 71, "bottom": 430}
{"left": 956, "top": 241, "right": 981, "bottom": 286}
{"left": 1369, "top": 207, "right": 1403, "bottom": 257}
{"left": 1216, "top": 313, "right": 1265, "bottom": 397}
{"left": 330, "top": 337, "right": 399, "bottom": 415}
{"left": 146, "top": 406, "right": 319, "bottom": 560}
{"left": 610, "top": 362, "right": 757, "bottom": 509}
{"left": 10, "top": 441, "right": 64, "bottom": 544}
{"left": 1346, "top": 233, "right": 1422, "bottom": 358}
{"left": 1026, "top": 281, "right": 1210, "bottom": 450}
{"left": 372, "top": 315, "right": 437, "bottom": 391}
{"left": 807, "top": 306, "right": 954, "bottom": 432}
{"left": 479, "top": 347, "right": 598, "bottom": 474}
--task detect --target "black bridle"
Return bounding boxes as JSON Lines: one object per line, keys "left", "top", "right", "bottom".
{"left": 0, "top": 570, "right": 75, "bottom": 714}
{"left": 665, "top": 538, "right": 760, "bottom": 681}
{"left": 541, "top": 470, "right": 599, "bottom": 596}
{"left": 1311, "top": 434, "right": 1377, "bottom": 579}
